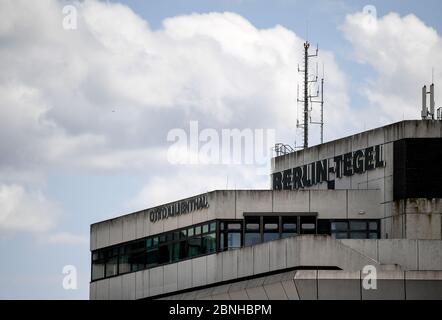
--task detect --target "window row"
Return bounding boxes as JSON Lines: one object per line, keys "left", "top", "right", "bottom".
{"left": 329, "top": 220, "right": 379, "bottom": 239}
{"left": 92, "top": 221, "right": 216, "bottom": 281}
{"left": 91, "top": 217, "right": 380, "bottom": 281}
{"left": 243, "top": 215, "right": 317, "bottom": 246}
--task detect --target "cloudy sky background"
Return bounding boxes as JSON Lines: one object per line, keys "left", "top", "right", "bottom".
{"left": 0, "top": 0, "right": 441, "bottom": 299}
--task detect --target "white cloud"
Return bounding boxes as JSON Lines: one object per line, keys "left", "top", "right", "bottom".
{"left": 0, "top": 184, "right": 59, "bottom": 232}
{"left": 341, "top": 11, "right": 442, "bottom": 124}
{"left": 0, "top": 0, "right": 351, "bottom": 177}
{"left": 0, "top": 0, "right": 355, "bottom": 230}
{"left": 127, "top": 164, "right": 269, "bottom": 212}
{"left": 43, "top": 232, "right": 89, "bottom": 245}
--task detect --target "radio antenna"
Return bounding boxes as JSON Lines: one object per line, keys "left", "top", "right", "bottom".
{"left": 311, "top": 63, "right": 325, "bottom": 144}
{"left": 297, "top": 40, "right": 320, "bottom": 148}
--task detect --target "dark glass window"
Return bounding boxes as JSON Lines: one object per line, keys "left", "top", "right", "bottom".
{"left": 369, "top": 221, "right": 378, "bottom": 231}
{"left": 146, "top": 246, "right": 158, "bottom": 268}
{"left": 202, "top": 233, "right": 216, "bottom": 253}
{"left": 264, "top": 223, "right": 278, "bottom": 230}
{"left": 227, "top": 233, "right": 241, "bottom": 248}
{"left": 128, "top": 240, "right": 146, "bottom": 271}
{"left": 118, "top": 246, "right": 130, "bottom": 274}
{"left": 219, "top": 220, "right": 242, "bottom": 251}
{"left": 350, "top": 232, "right": 367, "bottom": 239}
{"left": 188, "top": 236, "right": 202, "bottom": 257}
{"left": 105, "top": 256, "right": 118, "bottom": 277}
{"left": 246, "top": 223, "right": 260, "bottom": 231}
{"left": 369, "top": 232, "right": 378, "bottom": 239}
{"left": 331, "top": 221, "right": 348, "bottom": 231}
{"left": 168, "top": 242, "right": 181, "bottom": 262}
{"left": 92, "top": 253, "right": 105, "bottom": 280}
{"left": 317, "top": 219, "right": 331, "bottom": 235}
{"left": 332, "top": 232, "right": 348, "bottom": 239}
{"left": 282, "top": 216, "right": 298, "bottom": 238}
{"left": 158, "top": 245, "right": 170, "bottom": 264}
{"left": 350, "top": 221, "right": 367, "bottom": 231}
{"left": 91, "top": 219, "right": 219, "bottom": 281}
{"left": 92, "top": 262, "right": 105, "bottom": 280}
{"left": 300, "top": 216, "right": 316, "bottom": 234}
{"left": 130, "top": 253, "right": 146, "bottom": 272}
{"left": 245, "top": 217, "right": 261, "bottom": 246}
{"left": 228, "top": 223, "right": 241, "bottom": 230}
{"left": 283, "top": 223, "right": 296, "bottom": 230}
{"left": 245, "top": 233, "right": 261, "bottom": 246}
{"left": 263, "top": 216, "right": 279, "bottom": 242}
{"left": 330, "top": 220, "right": 380, "bottom": 239}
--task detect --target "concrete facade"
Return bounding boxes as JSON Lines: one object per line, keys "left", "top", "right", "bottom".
{"left": 271, "top": 120, "right": 442, "bottom": 240}
{"left": 90, "top": 120, "right": 442, "bottom": 300}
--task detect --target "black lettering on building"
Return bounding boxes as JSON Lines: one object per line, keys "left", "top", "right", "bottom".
{"left": 282, "top": 169, "right": 292, "bottom": 190}
{"left": 334, "top": 155, "right": 343, "bottom": 178}
{"left": 353, "top": 150, "right": 364, "bottom": 174}
{"left": 375, "top": 145, "right": 385, "bottom": 167}
{"left": 316, "top": 159, "right": 328, "bottom": 184}
{"left": 343, "top": 152, "right": 353, "bottom": 176}
{"left": 293, "top": 167, "right": 303, "bottom": 189}
{"left": 272, "top": 172, "right": 282, "bottom": 190}
{"left": 365, "top": 146, "right": 374, "bottom": 170}
{"left": 302, "top": 164, "right": 311, "bottom": 187}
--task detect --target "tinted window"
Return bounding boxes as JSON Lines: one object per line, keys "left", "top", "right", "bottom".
{"left": 203, "top": 233, "right": 216, "bottom": 253}
{"left": 246, "top": 223, "right": 259, "bottom": 231}
{"left": 227, "top": 233, "right": 241, "bottom": 249}
{"left": 350, "top": 221, "right": 367, "bottom": 231}
{"left": 228, "top": 223, "right": 241, "bottom": 230}
{"left": 369, "top": 221, "right": 378, "bottom": 231}
{"left": 245, "top": 233, "right": 261, "bottom": 246}
{"left": 188, "top": 236, "right": 202, "bottom": 257}
{"left": 105, "top": 256, "right": 118, "bottom": 277}
{"left": 92, "top": 261, "right": 105, "bottom": 280}
{"left": 331, "top": 222, "right": 348, "bottom": 231}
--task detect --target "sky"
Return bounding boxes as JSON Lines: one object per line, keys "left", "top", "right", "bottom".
{"left": 0, "top": 0, "right": 442, "bottom": 299}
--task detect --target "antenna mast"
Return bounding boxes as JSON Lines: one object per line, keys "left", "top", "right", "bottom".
{"left": 422, "top": 82, "right": 436, "bottom": 120}
{"left": 311, "top": 64, "right": 325, "bottom": 144}
{"left": 297, "top": 41, "right": 320, "bottom": 148}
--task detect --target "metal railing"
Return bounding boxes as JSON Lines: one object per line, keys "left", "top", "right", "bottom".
{"left": 273, "top": 143, "right": 295, "bottom": 156}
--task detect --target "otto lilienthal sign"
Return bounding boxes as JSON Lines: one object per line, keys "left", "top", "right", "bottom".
{"left": 148, "top": 194, "right": 209, "bottom": 223}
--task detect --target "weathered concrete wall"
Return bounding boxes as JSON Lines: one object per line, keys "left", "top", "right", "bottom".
{"left": 158, "top": 269, "right": 442, "bottom": 300}
{"left": 340, "top": 239, "right": 442, "bottom": 271}
{"left": 384, "top": 198, "right": 442, "bottom": 240}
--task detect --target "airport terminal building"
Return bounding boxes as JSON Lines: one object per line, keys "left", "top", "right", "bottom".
{"left": 89, "top": 120, "right": 442, "bottom": 300}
